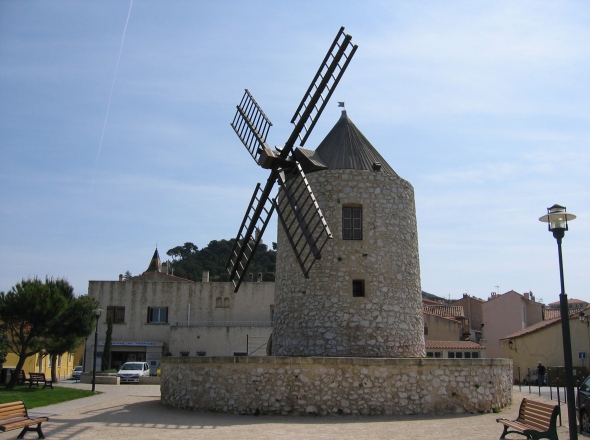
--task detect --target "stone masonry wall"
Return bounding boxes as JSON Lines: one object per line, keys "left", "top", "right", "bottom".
{"left": 273, "top": 169, "right": 424, "bottom": 357}
{"left": 161, "top": 357, "right": 512, "bottom": 416}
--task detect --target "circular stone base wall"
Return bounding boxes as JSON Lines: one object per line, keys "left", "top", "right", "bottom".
{"left": 161, "top": 356, "right": 512, "bottom": 416}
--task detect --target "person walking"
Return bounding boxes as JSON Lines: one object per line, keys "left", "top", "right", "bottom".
{"left": 537, "top": 361, "right": 547, "bottom": 386}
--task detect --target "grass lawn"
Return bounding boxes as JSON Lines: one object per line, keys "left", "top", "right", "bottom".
{"left": 0, "top": 385, "right": 96, "bottom": 409}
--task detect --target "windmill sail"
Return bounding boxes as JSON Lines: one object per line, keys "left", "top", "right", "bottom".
{"left": 284, "top": 27, "right": 357, "bottom": 154}
{"left": 226, "top": 27, "right": 356, "bottom": 292}
{"left": 275, "top": 163, "right": 332, "bottom": 278}
{"left": 226, "top": 182, "right": 276, "bottom": 292}
{"left": 231, "top": 89, "right": 273, "bottom": 165}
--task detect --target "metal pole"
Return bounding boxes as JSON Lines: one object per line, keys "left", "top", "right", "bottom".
{"left": 555, "top": 233, "right": 577, "bottom": 440}
{"left": 92, "top": 315, "right": 99, "bottom": 392}
{"left": 83, "top": 337, "right": 87, "bottom": 372}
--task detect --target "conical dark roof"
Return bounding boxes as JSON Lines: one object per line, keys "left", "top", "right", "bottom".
{"left": 310, "top": 110, "right": 397, "bottom": 176}
{"left": 144, "top": 248, "right": 162, "bottom": 274}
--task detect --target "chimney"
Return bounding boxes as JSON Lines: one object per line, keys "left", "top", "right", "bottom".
{"left": 524, "top": 292, "right": 530, "bottom": 300}
{"left": 119, "top": 274, "right": 124, "bottom": 282}
{"left": 202, "top": 270, "right": 210, "bottom": 282}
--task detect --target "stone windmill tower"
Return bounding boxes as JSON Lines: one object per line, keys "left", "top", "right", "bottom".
{"left": 224, "top": 27, "right": 423, "bottom": 358}
{"left": 272, "top": 110, "right": 425, "bottom": 357}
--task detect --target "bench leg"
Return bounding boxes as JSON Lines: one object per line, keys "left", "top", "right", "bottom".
{"left": 500, "top": 425, "right": 533, "bottom": 440}
{"left": 17, "top": 422, "right": 45, "bottom": 439}
{"left": 499, "top": 425, "right": 525, "bottom": 439}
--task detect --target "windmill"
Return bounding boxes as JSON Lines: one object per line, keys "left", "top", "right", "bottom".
{"left": 226, "top": 27, "right": 357, "bottom": 293}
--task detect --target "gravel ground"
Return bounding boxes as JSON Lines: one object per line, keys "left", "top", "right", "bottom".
{"left": 1, "top": 382, "right": 577, "bottom": 440}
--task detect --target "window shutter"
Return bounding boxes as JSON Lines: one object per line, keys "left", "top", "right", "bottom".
{"left": 165, "top": 307, "right": 168, "bottom": 324}
{"left": 147, "top": 307, "right": 151, "bottom": 323}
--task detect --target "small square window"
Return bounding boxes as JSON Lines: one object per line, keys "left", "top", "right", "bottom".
{"left": 147, "top": 307, "right": 168, "bottom": 324}
{"left": 424, "top": 326, "right": 429, "bottom": 336}
{"left": 107, "top": 306, "right": 125, "bottom": 324}
{"left": 352, "top": 279, "right": 365, "bottom": 297}
{"left": 448, "top": 352, "right": 455, "bottom": 358}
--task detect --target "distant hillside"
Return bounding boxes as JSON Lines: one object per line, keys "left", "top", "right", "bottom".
{"left": 166, "top": 239, "right": 276, "bottom": 282}
{"left": 421, "top": 290, "right": 447, "bottom": 303}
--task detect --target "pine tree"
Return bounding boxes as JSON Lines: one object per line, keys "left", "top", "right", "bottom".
{"left": 101, "top": 316, "right": 113, "bottom": 372}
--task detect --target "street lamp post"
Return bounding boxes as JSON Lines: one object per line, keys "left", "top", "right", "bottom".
{"left": 91, "top": 308, "right": 103, "bottom": 393}
{"left": 539, "top": 204, "right": 577, "bottom": 440}
{"left": 83, "top": 337, "right": 88, "bottom": 372}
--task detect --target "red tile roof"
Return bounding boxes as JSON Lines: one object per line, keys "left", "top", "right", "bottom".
{"left": 130, "top": 272, "right": 193, "bottom": 282}
{"left": 425, "top": 340, "right": 484, "bottom": 349}
{"left": 500, "top": 316, "right": 563, "bottom": 340}
{"left": 547, "top": 298, "right": 588, "bottom": 308}
{"left": 544, "top": 308, "right": 585, "bottom": 320}
{"left": 423, "top": 305, "right": 464, "bottom": 318}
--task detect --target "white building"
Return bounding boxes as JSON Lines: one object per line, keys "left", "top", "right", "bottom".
{"left": 86, "top": 249, "right": 274, "bottom": 374}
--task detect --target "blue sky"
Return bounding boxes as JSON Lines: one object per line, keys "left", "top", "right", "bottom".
{"left": 1, "top": 1, "right": 588, "bottom": 304}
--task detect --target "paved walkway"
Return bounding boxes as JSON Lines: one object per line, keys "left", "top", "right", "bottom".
{"left": 0, "top": 383, "right": 576, "bottom": 439}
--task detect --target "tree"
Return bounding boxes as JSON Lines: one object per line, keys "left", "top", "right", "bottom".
{"left": 44, "top": 291, "right": 99, "bottom": 382}
{"left": 166, "top": 242, "right": 201, "bottom": 280}
{"left": 166, "top": 238, "right": 276, "bottom": 282}
{"left": 0, "top": 278, "right": 67, "bottom": 389}
{"left": 0, "top": 277, "right": 98, "bottom": 388}
{"left": 0, "top": 333, "right": 8, "bottom": 368}
{"left": 101, "top": 316, "right": 113, "bottom": 372}
{"left": 123, "top": 271, "right": 133, "bottom": 280}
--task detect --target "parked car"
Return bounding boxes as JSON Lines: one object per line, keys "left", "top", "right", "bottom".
{"left": 577, "top": 375, "right": 590, "bottom": 433}
{"left": 116, "top": 362, "right": 150, "bottom": 383}
{"left": 523, "top": 369, "right": 539, "bottom": 385}
{"left": 71, "top": 366, "right": 83, "bottom": 380}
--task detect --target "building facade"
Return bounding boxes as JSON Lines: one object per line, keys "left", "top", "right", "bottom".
{"left": 87, "top": 254, "right": 274, "bottom": 373}
{"left": 501, "top": 309, "right": 590, "bottom": 383}
{"left": 3, "top": 351, "right": 77, "bottom": 382}
{"left": 482, "top": 290, "right": 544, "bottom": 359}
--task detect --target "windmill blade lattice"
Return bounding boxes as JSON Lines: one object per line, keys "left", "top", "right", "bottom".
{"left": 226, "top": 182, "right": 276, "bottom": 292}
{"left": 284, "top": 26, "right": 357, "bottom": 154}
{"left": 226, "top": 27, "right": 357, "bottom": 292}
{"left": 274, "top": 163, "right": 332, "bottom": 277}
{"left": 231, "top": 89, "right": 273, "bottom": 166}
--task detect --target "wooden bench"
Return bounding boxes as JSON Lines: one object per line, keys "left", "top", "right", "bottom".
{"left": 28, "top": 372, "right": 53, "bottom": 389}
{"left": 0, "top": 400, "right": 48, "bottom": 439}
{"left": 496, "top": 398, "right": 559, "bottom": 440}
